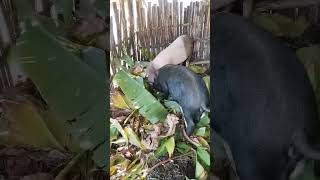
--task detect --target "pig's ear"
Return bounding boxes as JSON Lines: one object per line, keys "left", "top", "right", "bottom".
{"left": 145, "top": 64, "right": 153, "bottom": 76}
{"left": 154, "top": 69, "right": 159, "bottom": 77}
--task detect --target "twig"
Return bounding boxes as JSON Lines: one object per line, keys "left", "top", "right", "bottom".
{"left": 145, "top": 151, "right": 194, "bottom": 175}
{"left": 124, "top": 109, "right": 137, "bottom": 124}
{"left": 182, "top": 128, "right": 202, "bottom": 148}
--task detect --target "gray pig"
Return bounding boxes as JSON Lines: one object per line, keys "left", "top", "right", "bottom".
{"left": 154, "top": 64, "right": 209, "bottom": 135}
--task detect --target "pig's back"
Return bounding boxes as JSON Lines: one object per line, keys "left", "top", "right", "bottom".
{"left": 157, "top": 65, "right": 204, "bottom": 108}
{"left": 212, "top": 13, "right": 319, "bottom": 180}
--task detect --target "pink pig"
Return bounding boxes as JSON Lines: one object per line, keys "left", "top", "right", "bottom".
{"left": 146, "top": 35, "right": 194, "bottom": 84}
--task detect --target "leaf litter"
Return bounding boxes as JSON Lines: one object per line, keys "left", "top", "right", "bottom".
{"left": 110, "top": 54, "right": 210, "bottom": 179}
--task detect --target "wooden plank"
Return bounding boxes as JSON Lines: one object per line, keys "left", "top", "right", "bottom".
{"left": 202, "top": 2, "right": 210, "bottom": 60}
{"left": 189, "top": 2, "right": 194, "bottom": 37}
{"left": 110, "top": 16, "right": 115, "bottom": 53}
{"left": 164, "top": 0, "right": 168, "bottom": 45}
{"left": 199, "top": 2, "right": 206, "bottom": 59}
{"left": 168, "top": 2, "right": 173, "bottom": 42}
{"left": 152, "top": 4, "right": 158, "bottom": 54}
{"left": 147, "top": 2, "right": 152, "bottom": 53}
{"left": 136, "top": 0, "right": 141, "bottom": 61}
{"left": 157, "top": 6, "right": 162, "bottom": 52}
{"left": 184, "top": 7, "right": 187, "bottom": 34}
{"left": 186, "top": 6, "right": 190, "bottom": 35}
{"left": 180, "top": 2, "right": 183, "bottom": 35}
{"left": 120, "top": 0, "right": 127, "bottom": 53}
{"left": 112, "top": 2, "right": 121, "bottom": 55}
{"left": 172, "top": 1, "right": 175, "bottom": 38}
{"left": 110, "top": 17, "right": 116, "bottom": 74}
{"left": 192, "top": 2, "right": 197, "bottom": 59}
{"left": 151, "top": 4, "right": 155, "bottom": 54}
{"left": 206, "top": 2, "right": 210, "bottom": 60}
{"left": 195, "top": 2, "right": 200, "bottom": 59}
{"left": 158, "top": 0, "right": 163, "bottom": 52}
{"left": 140, "top": 8, "right": 147, "bottom": 60}
{"left": 175, "top": 0, "right": 179, "bottom": 37}
{"left": 201, "top": 2, "right": 206, "bottom": 38}
{"left": 128, "top": 0, "right": 136, "bottom": 59}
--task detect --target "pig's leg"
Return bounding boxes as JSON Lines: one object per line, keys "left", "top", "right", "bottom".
{"left": 183, "top": 110, "right": 196, "bottom": 135}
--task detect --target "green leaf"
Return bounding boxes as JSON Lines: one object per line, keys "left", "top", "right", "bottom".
{"left": 195, "top": 127, "right": 206, "bottom": 137}
{"left": 80, "top": 46, "right": 107, "bottom": 78}
{"left": 124, "top": 162, "right": 144, "bottom": 179}
{"left": 253, "top": 13, "right": 309, "bottom": 38}
{"left": 7, "top": 22, "right": 107, "bottom": 167}
{"left": 176, "top": 142, "right": 191, "bottom": 154}
{"left": 155, "top": 139, "right": 168, "bottom": 158}
{"left": 62, "top": 94, "right": 107, "bottom": 166}
{"left": 164, "top": 100, "right": 181, "bottom": 113}
{"left": 197, "top": 148, "right": 210, "bottom": 167}
{"left": 272, "top": 14, "right": 309, "bottom": 38}
{"left": 296, "top": 47, "right": 320, "bottom": 90}
{"left": 121, "top": 52, "right": 135, "bottom": 69}
{"left": 110, "top": 119, "right": 128, "bottom": 143}
{"left": 297, "top": 47, "right": 320, "bottom": 64}
{"left": 111, "top": 57, "right": 123, "bottom": 72}
{"left": 165, "top": 136, "right": 175, "bottom": 158}
{"left": 113, "top": 70, "right": 168, "bottom": 124}
{"left": 8, "top": 23, "right": 104, "bottom": 122}
{"left": 140, "top": 48, "right": 155, "bottom": 61}
{"left": 124, "top": 127, "right": 143, "bottom": 148}
{"left": 41, "top": 108, "right": 73, "bottom": 150}
{"left": 197, "top": 113, "right": 210, "bottom": 127}
{"left": 202, "top": 76, "right": 210, "bottom": 93}
{"left": 253, "top": 13, "right": 283, "bottom": 36}
{"left": 188, "top": 65, "right": 206, "bottom": 74}
{"left": 135, "top": 76, "right": 145, "bottom": 86}
{"left": 195, "top": 160, "right": 205, "bottom": 179}
{"left": 110, "top": 126, "right": 118, "bottom": 141}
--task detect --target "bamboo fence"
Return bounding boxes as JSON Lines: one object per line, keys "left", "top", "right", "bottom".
{"left": 110, "top": 0, "right": 210, "bottom": 75}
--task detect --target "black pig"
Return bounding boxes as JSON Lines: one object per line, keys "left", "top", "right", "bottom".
{"left": 154, "top": 64, "right": 210, "bottom": 135}
{"left": 212, "top": 12, "right": 320, "bottom": 180}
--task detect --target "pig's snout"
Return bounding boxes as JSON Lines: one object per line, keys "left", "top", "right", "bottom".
{"left": 146, "top": 64, "right": 158, "bottom": 84}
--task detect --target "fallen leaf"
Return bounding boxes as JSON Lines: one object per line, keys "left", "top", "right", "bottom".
{"left": 164, "top": 136, "right": 175, "bottom": 158}
{"left": 124, "top": 127, "right": 144, "bottom": 149}
{"left": 111, "top": 91, "right": 130, "bottom": 109}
